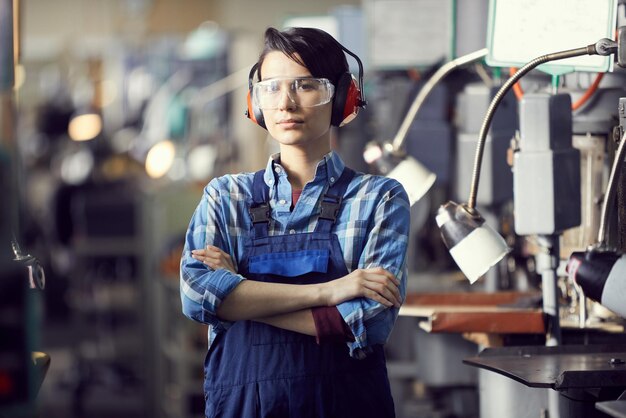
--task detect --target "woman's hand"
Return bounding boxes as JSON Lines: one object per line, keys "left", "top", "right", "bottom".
{"left": 191, "top": 245, "right": 237, "bottom": 274}
{"left": 321, "top": 267, "right": 402, "bottom": 308}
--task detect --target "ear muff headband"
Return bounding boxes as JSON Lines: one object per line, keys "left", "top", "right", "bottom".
{"left": 245, "top": 45, "right": 367, "bottom": 129}
{"left": 331, "top": 45, "right": 367, "bottom": 127}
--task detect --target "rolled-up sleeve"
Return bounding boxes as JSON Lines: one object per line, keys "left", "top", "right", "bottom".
{"left": 336, "top": 180, "right": 410, "bottom": 358}
{"left": 180, "top": 179, "right": 246, "bottom": 333}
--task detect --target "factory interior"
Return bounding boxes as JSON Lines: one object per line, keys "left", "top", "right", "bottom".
{"left": 2, "top": 0, "right": 626, "bottom": 417}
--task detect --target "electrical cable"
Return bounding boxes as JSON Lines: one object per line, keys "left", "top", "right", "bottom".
{"left": 508, "top": 67, "right": 605, "bottom": 111}
{"left": 572, "top": 72, "right": 605, "bottom": 111}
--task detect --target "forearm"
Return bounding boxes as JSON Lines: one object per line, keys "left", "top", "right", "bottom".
{"left": 255, "top": 309, "right": 317, "bottom": 336}
{"left": 216, "top": 280, "right": 327, "bottom": 321}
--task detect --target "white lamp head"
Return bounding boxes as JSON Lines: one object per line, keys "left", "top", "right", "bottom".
{"left": 364, "top": 141, "right": 436, "bottom": 206}
{"left": 436, "top": 201, "right": 510, "bottom": 283}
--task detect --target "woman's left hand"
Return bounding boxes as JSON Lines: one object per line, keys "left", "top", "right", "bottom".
{"left": 191, "top": 245, "right": 237, "bottom": 274}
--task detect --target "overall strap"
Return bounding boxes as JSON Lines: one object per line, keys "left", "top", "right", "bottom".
{"left": 315, "top": 167, "right": 356, "bottom": 233}
{"left": 249, "top": 169, "right": 271, "bottom": 239}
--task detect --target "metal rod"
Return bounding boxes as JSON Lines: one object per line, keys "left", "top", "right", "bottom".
{"left": 467, "top": 45, "right": 595, "bottom": 209}
{"left": 0, "top": 0, "right": 18, "bottom": 266}
{"left": 391, "top": 48, "right": 489, "bottom": 151}
{"left": 537, "top": 235, "right": 562, "bottom": 346}
{"left": 597, "top": 131, "right": 626, "bottom": 247}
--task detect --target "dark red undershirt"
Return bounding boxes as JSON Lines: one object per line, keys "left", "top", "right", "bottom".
{"left": 291, "top": 189, "right": 355, "bottom": 344}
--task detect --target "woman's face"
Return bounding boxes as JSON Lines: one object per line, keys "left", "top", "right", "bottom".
{"left": 259, "top": 51, "right": 333, "bottom": 153}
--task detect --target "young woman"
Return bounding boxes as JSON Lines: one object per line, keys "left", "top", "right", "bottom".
{"left": 180, "top": 26, "right": 410, "bottom": 418}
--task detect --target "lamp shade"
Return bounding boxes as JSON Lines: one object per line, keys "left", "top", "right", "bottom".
{"left": 436, "top": 201, "right": 510, "bottom": 283}
{"left": 567, "top": 251, "right": 626, "bottom": 318}
{"left": 364, "top": 142, "right": 436, "bottom": 206}
{"left": 387, "top": 156, "right": 436, "bottom": 206}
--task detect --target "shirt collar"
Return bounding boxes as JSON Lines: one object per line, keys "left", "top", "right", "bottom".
{"left": 263, "top": 150, "right": 346, "bottom": 187}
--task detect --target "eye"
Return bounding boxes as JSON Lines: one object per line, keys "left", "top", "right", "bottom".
{"left": 269, "top": 81, "right": 282, "bottom": 93}
{"left": 296, "top": 79, "right": 319, "bottom": 91}
{"left": 259, "top": 80, "right": 280, "bottom": 94}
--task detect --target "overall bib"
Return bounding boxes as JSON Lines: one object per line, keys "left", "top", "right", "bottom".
{"left": 203, "top": 167, "right": 395, "bottom": 418}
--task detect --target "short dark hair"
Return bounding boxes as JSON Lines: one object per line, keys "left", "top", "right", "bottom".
{"left": 256, "top": 27, "right": 348, "bottom": 87}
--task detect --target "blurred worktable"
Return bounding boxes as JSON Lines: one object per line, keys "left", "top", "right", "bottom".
{"left": 399, "top": 291, "right": 546, "bottom": 334}
{"left": 597, "top": 400, "right": 626, "bottom": 418}
{"left": 463, "top": 344, "right": 626, "bottom": 390}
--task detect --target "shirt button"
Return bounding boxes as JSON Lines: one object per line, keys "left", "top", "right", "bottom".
{"left": 330, "top": 176, "right": 335, "bottom": 183}
{"left": 274, "top": 166, "right": 282, "bottom": 174}
{"left": 279, "top": 199, "right": 287, "bottom": 205}
{"left": 289, "top": 229, "right": 296, "bottom": 234}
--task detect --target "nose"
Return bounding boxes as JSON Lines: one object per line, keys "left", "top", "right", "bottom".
{"left": 277, "top": 88, "right": 297, "bottom": 111}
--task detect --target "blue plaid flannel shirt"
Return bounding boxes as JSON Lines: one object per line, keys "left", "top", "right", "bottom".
{"left": 180, "top": 151, "right": 409, "bottom": 358}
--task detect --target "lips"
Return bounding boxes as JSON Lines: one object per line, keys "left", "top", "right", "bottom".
{"left": 276, "top": 118, "right": 304, "bottom": 129}
{"left": 277, "top": 118, "right": 303, "bottom": 124}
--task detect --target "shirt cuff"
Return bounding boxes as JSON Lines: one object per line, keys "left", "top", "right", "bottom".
{"left": 336, "top": 299, "right": 388, "bottom": 358}
{"left": 311, "top": 306, "right": 355, "bottom": 344}
{"left": 200, "top": 268, "right": 246, "bottom": 331}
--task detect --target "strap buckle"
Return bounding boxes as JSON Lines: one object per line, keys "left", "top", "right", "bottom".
{"left": 249, "top": 203, "right": 270, "bottom": 223}
{"left": 319, "top": 198, "right": 342, "bottom": 222}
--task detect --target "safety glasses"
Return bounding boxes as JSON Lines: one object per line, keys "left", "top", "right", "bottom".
{"left": 252, "top": 77, "right": 335, "bottom": 110}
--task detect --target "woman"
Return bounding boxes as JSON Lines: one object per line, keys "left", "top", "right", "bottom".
{"left": 180, "top": 26, "right": 410, "bottom": 418}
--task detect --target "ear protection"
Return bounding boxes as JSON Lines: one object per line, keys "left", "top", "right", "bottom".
{"left": 245, "top": 45, "right": 367, "bottom": 130}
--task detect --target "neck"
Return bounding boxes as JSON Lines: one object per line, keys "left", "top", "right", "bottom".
{"left": 279, "top": 145, "right": 330, "bottom": 190}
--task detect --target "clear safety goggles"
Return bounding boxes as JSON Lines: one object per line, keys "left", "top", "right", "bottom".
{"left": 252, "top": 77, "right": 335, "bottom": 110}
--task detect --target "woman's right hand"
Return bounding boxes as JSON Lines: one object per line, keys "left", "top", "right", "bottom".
{"left": 321, "top": 267, "right": 402, "bottom": 308}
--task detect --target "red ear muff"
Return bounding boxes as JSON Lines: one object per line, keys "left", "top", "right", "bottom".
{"left": 246, "top": 88, "right": 266, "bottom": 129}
{"left": 331, "top": 73, "right": 363, "bottom": 127}
{"left": 245, "top": 63, "right": 266, "bottom": 129}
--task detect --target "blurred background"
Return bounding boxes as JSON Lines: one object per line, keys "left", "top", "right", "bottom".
{"left": 2, "top": 0, "right": 626, "bottom": 417}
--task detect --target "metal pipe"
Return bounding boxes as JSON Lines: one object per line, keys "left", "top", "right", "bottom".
{"left": 0, "top": 0, "right": 17, "bottom": 266}
{"left": 0, "top": 0, "right": 14, "bottom": 91}
{"left": 391, "top": 48, "right": 489, "bottom": 152}
{"left": 536, "top": 235, "right": 562, "bottom": 346}
{"left": 596, "top": 131, "right": 626, "bottom": 248}
{"left": 467, "top": 44, "right": 598, "bottom": 209}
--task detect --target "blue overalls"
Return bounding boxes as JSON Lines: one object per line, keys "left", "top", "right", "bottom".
{"left": 203, "top": 167, "right": 395, "bottom": 418}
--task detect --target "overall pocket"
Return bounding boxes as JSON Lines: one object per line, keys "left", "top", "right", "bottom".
{"left": 248, "top": 249, "right": 329, "bottom": 277}
{"left": 249, "top": 248, "right": 329, "bottom": 345}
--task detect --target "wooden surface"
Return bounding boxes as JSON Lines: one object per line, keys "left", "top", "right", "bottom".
{"left": 399, "top": 292, "right": 546, "bottom": 334}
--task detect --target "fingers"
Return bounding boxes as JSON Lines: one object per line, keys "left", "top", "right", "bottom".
{"left": 363, "top": 289, "right": 395, "bottom": 307}
{"left": 358, "top": 268, "right": 402, "bottom": 307}
{"left": 191, "top": 245, "right": 234, "bottom": 272}
{"left": 362, "top": 278, "right": 401, "bottom": 307}
{"left": 364, "top": 267, "right": 400, "bottom": 286}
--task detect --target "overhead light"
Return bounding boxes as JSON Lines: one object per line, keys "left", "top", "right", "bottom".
{"left": 60, "top": 147, "right": 94, "bottom": 185}
{"left": 364, "top": 48, "right": 489, "bottom": 206}
{"left": 439, "top": 37, "right": 618, "bottom": 282}
{"left": 187, "top": 143, "right": 217, "bottom": 182}
{"left": 145, "top": 140, "right": 176, "bottom": 179}
{"left": 68, "top": 110, "right": 102, "bottom": 141}
{"left": 436, "top": 201, "right": 509, "bottom": 283}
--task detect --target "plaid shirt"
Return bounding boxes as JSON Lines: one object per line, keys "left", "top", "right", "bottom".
{"left": 180, "top": 151, "right": 409, "bottom": 358}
